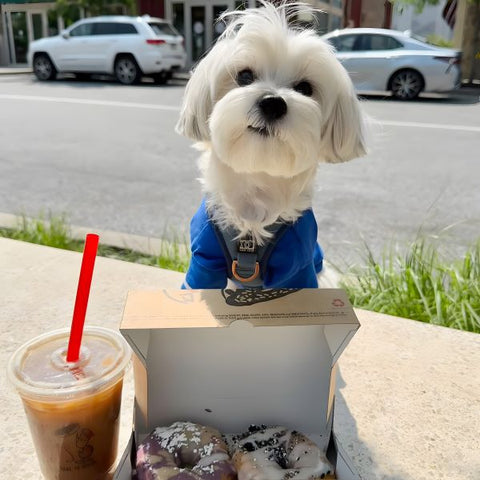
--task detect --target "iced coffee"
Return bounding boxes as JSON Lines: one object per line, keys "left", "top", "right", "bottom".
{"left": 8, "top": 326, "right": 131, "bottom": 480}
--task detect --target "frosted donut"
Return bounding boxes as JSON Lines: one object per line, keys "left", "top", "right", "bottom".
{"left": 226, "top": 425, "right": 334, "bottom": 480}
{"left": 136, "top": 421, "right": 237, "bottom": 480}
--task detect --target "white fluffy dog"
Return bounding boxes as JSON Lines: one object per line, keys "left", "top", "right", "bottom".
{"left": 177, "top": 1, "right": 366, "bottom": 290}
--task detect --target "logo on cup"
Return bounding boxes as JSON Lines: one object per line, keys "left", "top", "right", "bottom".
{"left": 58, "top": 423, "right": 95, "bottom": 469}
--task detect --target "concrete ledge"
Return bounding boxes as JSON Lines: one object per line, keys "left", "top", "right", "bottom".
{"left": 1, "top": 238, "right": 479, "bottom": 479}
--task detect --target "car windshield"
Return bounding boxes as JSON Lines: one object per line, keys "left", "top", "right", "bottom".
{"left": 148, "top": 22, "right": 178, "bottom": 36}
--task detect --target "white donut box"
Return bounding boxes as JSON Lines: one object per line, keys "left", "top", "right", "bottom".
{"left": 114, "top": 288, "right": 361, "bottom": 479}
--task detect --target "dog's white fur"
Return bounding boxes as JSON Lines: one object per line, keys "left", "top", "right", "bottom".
{"left": 176, "top": 2, "right": 366, "bottom": 243}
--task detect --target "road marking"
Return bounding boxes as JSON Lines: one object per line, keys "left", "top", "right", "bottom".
{"left": 0, "top": 94, "right": 180, "bottom": 111}
{"left": 379, "top": 119, "right": 480, "bottom": 133}
{"left": 1, "top": 94, "right": 479, "bottom": 132}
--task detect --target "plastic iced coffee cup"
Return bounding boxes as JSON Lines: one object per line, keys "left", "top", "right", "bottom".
{"left": 7, "top": 326, "right": 131, "bottom": 480}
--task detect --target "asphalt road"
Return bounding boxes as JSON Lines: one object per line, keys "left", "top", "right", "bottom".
{"left": 1, "top": 74, "right": 479, "bottom": 266}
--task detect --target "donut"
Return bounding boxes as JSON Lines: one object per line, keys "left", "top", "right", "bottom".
{"left": 226, "top": 425, "right": 335, "bottom": 480}
{"left": 136, "top": 421, "right": 237, "bottom": 480}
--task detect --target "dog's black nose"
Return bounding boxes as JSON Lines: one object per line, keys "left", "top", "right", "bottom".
{"left": 258, "top": 95, "right": 287, "bottom": 122}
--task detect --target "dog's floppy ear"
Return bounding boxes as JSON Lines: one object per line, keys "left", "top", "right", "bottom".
{"left": 320, "top": 85, "right": 366, "bottom": 163}
{"left": 175, "top": 56, "right": 212, "bottom": 141}
{"left": 176, "top": 40, "right": 231, "bottom": 141}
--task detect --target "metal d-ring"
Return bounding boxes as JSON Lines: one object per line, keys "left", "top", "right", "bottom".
{"left": 231, "top": 260, "right": 260, "bottom": 282}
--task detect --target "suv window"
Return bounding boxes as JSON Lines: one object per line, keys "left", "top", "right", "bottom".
{"left": 69, "top": 23, "right": 94, "bottom": 37}
{"left": 148, "top": 22, "right": 178, "bottom": 36}
{"left": 92, "top": 22, "right": 138, "bottom": 35}
{"left": 361, "top": 34, "right": 403, "bottom": 50}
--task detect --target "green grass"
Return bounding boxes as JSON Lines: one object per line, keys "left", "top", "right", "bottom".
{"left": 2, "top": 214, "right": 479, "bottom": 333}
{"left": 425, "top": 34, "right": 454, "bottom": 48}
{"left": 0, "top": 213, "right": 190, "bottom": 273}
{"left": 2, "top": 213, "right": 75, "bottom": 250}
{"left": 340, "top": 238, "right": 480, "bottom": 333}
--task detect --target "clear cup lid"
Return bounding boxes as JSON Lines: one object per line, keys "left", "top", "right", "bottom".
{"left": 7, "top": 326, "right": 131, "bottom": 400}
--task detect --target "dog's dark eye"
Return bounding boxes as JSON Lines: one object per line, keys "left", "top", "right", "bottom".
{"left": 237, "top": 69, "right": 255, "bottom": 86}
{"left": 293, "top": 81, "right": 313, "bottom": 97}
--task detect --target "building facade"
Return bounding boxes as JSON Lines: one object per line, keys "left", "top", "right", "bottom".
{"left": 0, "top": 0, "right": 127, "bottom": 66}
{"left": 142, "top": 0, "right": 344, "bottom": 67}
{"left": 343, "top": 0, "right": 392, "bottom": 28}
{"left": 1, "top": 0, "right": 344, "bottom": 67}
{"left": 391, "top": 0, "right": 454, "bottom": 41}
{"left": 1, "top": 1, "right": 58, "bottom": 65}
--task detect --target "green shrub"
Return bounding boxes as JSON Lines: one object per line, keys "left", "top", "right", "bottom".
{"left": 340, "top": 239, "right": 480, "bottom": 333}
{"left": 425, "top": 34, "right": 454, "bottom": 48}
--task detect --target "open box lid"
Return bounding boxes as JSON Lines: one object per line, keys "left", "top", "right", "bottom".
{"left": 120, "top": 288, "right": 359, "bottom": 441}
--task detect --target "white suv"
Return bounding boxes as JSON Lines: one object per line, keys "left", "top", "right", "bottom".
{"left": 28, "top": 15, "right": 186, "bottom": 85}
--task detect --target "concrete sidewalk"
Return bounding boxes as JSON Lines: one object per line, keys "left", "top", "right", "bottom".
{"left": 1, "top": 237, "right": 479, "bottom": 480}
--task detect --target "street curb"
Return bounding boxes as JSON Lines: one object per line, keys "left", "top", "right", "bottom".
{"left": 0, "top": 68, "right": 32, "bottom": 75}
{"left": 0, "top": 67, "right": 191, "bottom": 79}
{"left": 0, "top": 67, "right": 477, "bottom": 93}
{"left": 0, "top": 212, "right": 181, "bottom": 257}
{"left": 0, "top": 212, "right": 341, "bottom": 288}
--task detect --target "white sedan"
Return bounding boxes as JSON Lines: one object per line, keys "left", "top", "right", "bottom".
{"left": 321, "top": 28, "right": 461, "bottom": 100}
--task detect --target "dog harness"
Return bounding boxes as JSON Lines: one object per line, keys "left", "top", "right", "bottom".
{"left": 211, "top": 219, "right": 289, "bottom": 288}
{"left": 182, "top": 199, "right": 323, "bottom": 289}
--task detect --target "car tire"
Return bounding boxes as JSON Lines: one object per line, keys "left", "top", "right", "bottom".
{"left": 114, "top": 55, "right": 141, "bottom": 85}
{"left": 390, "top": 69, "right": 424, "bottom": 100}
{"left": 33, "top": 54, "right": 56, "bottom": 81}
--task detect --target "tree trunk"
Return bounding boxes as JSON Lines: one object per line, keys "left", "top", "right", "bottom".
{"left": 465, "top": 0, "right": 480, "bottom": 83}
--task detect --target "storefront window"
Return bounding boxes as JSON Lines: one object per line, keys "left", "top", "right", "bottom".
{"left": 48, "top": 9, "right": 59, "bottom": 36}
{"left": 11, "top": 12, "right": 28, "bottom": 63}
{"left": 314, "top": 11, "right": 329, "bottom": 35}
{"left": 329, "top": 14, "right": 342, "bottom": 31}
{"left": 191, "top": 6, "right": 205, "bottom": 62}
{"left": 172, "top": 3, "right": 185, "bottom": 37}
{"left": 32, "top": 13, "right": 43, "bottom": 40}
{"left": 213, "top": 5, "right": 228, "bottom": 42}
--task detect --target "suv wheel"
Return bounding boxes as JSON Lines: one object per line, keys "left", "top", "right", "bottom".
{"left": 33, "top": 54, "right": 56, "bottom": 81}
{"left": 390, "top": 69, "right": 423, "bottom": 100}
{"left": 114, "top": 55, "right": 141, "bottom": 85}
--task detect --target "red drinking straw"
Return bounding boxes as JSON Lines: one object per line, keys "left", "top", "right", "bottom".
{"left": 66, "top": 233, "right": 100, "bottom": 363}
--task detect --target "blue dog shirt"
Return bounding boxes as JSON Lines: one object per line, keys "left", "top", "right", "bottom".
{"left": 183, "top": 199, "right": 323, "bottom": 289}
